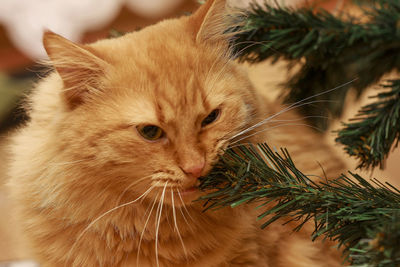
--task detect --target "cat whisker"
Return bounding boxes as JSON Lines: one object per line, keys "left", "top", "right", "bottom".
{"left": 230, "top": 40, "right": 279, "bottom": 60}
{"left": 65, "top": 182, "right": 159, "bottom": 266}
{"left": 171, "top": 190, "right": 189, "bottom": 262}
{"left": 266, "top": 115, "right": 329, "bottom": 124}
{"left": 152, "top": 177, "right": 182, "bottom": 186}
{"left": 230, "top": 40, "right": 273, "bottom": 49}
{"left": 215, "top": 139, "right": 230, "bottom": 157}
{"left": 228, "top": 115, "right": 329, "bottom": 145}
{"left": 177, "top": 204, "right": 193, "bottom": 232}
{"left": 220, "top": 116, "right": 325, "bottom": 152}
{"left": 223, "top": 116, "right": 330, "bottom": 152}
{"left": 233, "top": 99, "right": 335, "bottom": 139}
{"left": 230, "top": 99, "right": 338, "bottom": 140}
{"left": 137, "top": 192, "right": 159, "bottom": 267}
{"left": 177, "top": 190, "right": 196, "bottom": 224}
{"left": 229, "top": 122, "right": 325, "bottom": 147}
{"left": 230, "top": 78, "right": 356, "bottom": 140}
{"left": 116, "top": 174, "right": 154, "bottom": 205}
{"left": 234, "top": 115, "right": 329, "bottom": 135}
{"left": 226, "top": 142, "right": 255, "bottom": 150}
{"left": 164, "top": 204, "right": 174, "bottom": 232}
{"left": 155, "top": 182, "right": 168, "bottom": 267}
{"left": 172, "top": 191, "right": 193, "bottom": 232}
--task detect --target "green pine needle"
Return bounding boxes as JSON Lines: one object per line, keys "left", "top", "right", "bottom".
{"left": 336, "top": 79, "right": 400, "bottom": 169}
{"left": 198, "top": 143, "right": 400, "bottom": 265}
{"left": 232, "top": 0, "right": 400, "bottom": 130}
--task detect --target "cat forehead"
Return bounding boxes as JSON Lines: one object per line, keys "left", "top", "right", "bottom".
{"left": 103, "top": 58, "right": 240, "bottom": 127}
{"left": 103, "top": 47, "right": 235, "bottom": 119}
{"left": 92, "top": 22, "right": 242, "bottom": 124}
{"left": 110, "top": 78, "right": 229, "bottom": 126}
{"left": 93, "top": 19, "right": 230, "bottom": 80}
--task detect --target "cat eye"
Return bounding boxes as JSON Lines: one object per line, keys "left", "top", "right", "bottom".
{"left": 137, "top": 125, "right": 165, "bottom": 141}
{"left": 201, "top": 109, "right": 220, "bottom": 127}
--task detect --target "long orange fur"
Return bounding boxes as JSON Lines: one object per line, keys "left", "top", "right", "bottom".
{"left": 8, "top": 0, "right": 345, "bottom": 266}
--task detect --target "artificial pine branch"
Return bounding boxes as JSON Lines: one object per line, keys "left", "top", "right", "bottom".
{"left": 233, "top": 0, "right": 400, "bottom": 129}
{"left": 336, "top": 79, "right": 400, "bottom": 169}
{"left": 199, "top": 143, "right": 400, "bottom": 265}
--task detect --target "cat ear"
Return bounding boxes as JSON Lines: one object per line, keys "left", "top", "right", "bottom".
{"left": 190, "top": 0, "right": 230, "bottom": 44}
{"left": 43, "top": 31, "right": 109, "bottom": 107}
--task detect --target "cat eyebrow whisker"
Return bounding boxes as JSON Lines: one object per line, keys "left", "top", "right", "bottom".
{"left": 155, "top": 182, "right": 168, "bottom": 267}
{"left": 230, "top": 40, "right": 278, "bottom": 60}
{"left": 171, "top": 190, "right": 189, "bottom": 262}
{"left": 137, "top": 192, "right": 159, "bottom": 267}
{"left": 65, "top": 182, "right": 159, "bottom": 266}
{"left": 204, "top": 52, "right": 226, "bottom": 96}
{"left": 204, "top": 57, "right": 232, "bottom": 102}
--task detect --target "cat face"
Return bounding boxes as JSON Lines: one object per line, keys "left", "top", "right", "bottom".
{"left": 43, "top": 0, "right": 257, "bottom": 205}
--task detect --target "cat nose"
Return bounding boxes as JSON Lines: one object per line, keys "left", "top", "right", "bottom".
{"left": 180, "top": 158, "right": 205, "bottom": 178}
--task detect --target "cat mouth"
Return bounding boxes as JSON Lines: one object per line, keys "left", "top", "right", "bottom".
{"left": 180, "top": 186, "right": 198, "bottom": 195}
{"left": 155, "top": 180, "right": 201, "bottom": 201}
{"left": 175, "top": 180, "right": 201, "bottom": 196}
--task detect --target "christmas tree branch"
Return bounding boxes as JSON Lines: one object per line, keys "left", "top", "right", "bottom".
{"left": 233, "top": 0, "right": 400, "bottom": 129}
{"left": 199, "top": 143, "right": 400, "bottom": 265}
{"left": 336, "top": 79, "right": 400, "bottom": 169}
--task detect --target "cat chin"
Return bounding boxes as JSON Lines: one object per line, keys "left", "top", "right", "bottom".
{"left": 173, "top": 188, "right": 204, "bottom": 205}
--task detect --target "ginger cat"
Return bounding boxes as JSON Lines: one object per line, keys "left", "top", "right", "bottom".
{"left": 8, "top": 0, "right": 345, "bottom": 266}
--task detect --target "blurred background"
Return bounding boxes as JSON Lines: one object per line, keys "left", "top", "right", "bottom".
{"left": 2, "top": 0, "right": 398, "bottom": 265}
